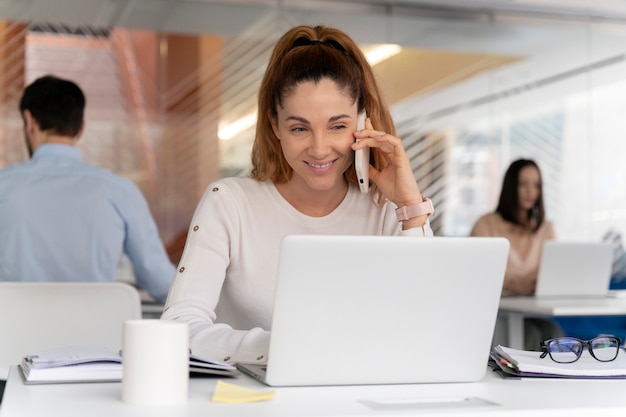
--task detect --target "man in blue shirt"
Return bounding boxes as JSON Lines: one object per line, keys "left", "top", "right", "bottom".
{"left": 0, "top": 74, "right": 175, "bottom": 304}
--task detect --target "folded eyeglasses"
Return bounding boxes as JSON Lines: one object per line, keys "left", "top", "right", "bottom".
{"left": 540, "top": 336, "right": 622, "bottom": 363}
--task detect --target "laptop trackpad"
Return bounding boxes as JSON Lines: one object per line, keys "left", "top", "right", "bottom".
{"left": 360, "top": 397, "right": 499, "bottom": 411}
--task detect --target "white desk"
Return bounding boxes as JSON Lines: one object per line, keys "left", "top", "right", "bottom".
{"left": 498, "top": 296, "right": 626, "bottom": 349}
{"left": 3, "top": 365, "right": 626, "bottom": 416}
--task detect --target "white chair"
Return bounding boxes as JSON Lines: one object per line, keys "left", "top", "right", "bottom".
{"left": 0, "top": 282, "right": 142, "bottom": 379}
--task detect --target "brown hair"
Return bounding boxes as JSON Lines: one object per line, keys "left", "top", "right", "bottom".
{"left": 250, "top": 25, "right": 394, "bottom": 203}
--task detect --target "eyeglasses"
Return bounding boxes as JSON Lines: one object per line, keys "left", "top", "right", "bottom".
{"left": 540, "top": 336, "right": 622, "bottom": 363}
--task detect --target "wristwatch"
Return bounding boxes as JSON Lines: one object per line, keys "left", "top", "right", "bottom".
{"left": 395, "top": 197, "right": 434, "bottom": 222}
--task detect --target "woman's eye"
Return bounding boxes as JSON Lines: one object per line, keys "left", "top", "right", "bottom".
{"left": 290, "top": 126, "right": 307, "bottom": 133}
{"left": 331, "top": 124, "right": 347, "bottom": 131}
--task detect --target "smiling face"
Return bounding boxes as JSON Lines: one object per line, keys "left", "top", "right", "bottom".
{"left": 270, "top": 78, "right": 358, "bottom": 197}
{"left": 517, "top": 165, "right": 541, "bottom": 212}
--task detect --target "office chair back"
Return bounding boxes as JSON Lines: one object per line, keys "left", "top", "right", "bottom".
{"left": 0, "top": 282, "right": 142, "bottom": 379}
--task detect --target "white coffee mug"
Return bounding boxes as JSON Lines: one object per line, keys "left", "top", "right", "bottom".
{"left": 121, "top": 319, "right": 189, "bottom": 405}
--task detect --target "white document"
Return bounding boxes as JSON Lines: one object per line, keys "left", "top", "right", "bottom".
{"left": 494, "top": 345, "right": 626, "bottom": 377}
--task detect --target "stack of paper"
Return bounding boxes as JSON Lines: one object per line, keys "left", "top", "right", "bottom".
{"left": 491, "top": 345, "right": 626, "bottom": 378}
{"left": 19, "top": 345, "right": 240, "bottom": 384}
{"left": 20, "top": 345, "right": 122, "bottom": 384}
{"left": 189, "top": 354, "right": 238, "bottom": 377}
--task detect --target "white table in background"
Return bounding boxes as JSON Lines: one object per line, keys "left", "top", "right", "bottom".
{"left": 498, "top": 295, "right": 626, "bottom": 349}
{"left": 3, "top": 365, "right": 626, "bottom": 417}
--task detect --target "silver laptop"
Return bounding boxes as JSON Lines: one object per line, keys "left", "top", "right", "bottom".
{"left": 237, "top": 235, "right": 509, "bottom": 386}
{"left": 534, "top": 242, "right": 614, "bottom": 298}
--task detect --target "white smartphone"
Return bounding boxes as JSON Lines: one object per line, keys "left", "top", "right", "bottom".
{"left": 354, "top": 111, "right": 369, "bottom": 193}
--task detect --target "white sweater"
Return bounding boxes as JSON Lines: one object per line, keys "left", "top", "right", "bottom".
{"left": 162, "top": 177, "right": 433, "bottom": 363}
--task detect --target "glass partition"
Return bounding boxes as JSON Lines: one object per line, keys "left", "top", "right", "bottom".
{"left": 1, "top": 3, "right": 626, "bottom": 253}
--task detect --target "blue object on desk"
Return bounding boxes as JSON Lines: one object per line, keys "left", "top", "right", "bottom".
{"left": 553, "top": 276, "right": 626, "bottom": 341}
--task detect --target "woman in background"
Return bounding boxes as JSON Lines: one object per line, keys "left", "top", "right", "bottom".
{"left": 471, "top": 159, "right": 561, "bottom": 349}
{"left": 471, "top": 158, "right": 555, "bottom": 295}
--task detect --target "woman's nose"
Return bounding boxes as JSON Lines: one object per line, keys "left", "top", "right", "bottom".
{"left": 309, "top": 132, "right": 332, "bottom": 158}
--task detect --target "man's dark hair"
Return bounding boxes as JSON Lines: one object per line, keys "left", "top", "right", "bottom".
{"left": 19, "top": 74, "right": 85, "bottom": 137}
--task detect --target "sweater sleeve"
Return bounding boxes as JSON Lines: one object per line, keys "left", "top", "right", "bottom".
{"left": 400, "top": 218, "right": 434, "bottom": 237}
{"left": 161, "top": 181, "right": 270, "bottom": 364}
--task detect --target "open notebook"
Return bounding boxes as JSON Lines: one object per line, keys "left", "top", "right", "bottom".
{"left": 534, "top": 242, "right": 614, "bottom": 298}
{"left": 237, "top": 235, "right": 509, "bottom": 386}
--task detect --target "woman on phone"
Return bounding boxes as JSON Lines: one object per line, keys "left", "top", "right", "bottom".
{"left": 162, "top": 25, "right": 433, "bottom": 364}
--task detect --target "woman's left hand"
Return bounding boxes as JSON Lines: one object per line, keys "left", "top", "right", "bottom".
{"left": 352, "top": 117, "right": 422, "bottom": 208}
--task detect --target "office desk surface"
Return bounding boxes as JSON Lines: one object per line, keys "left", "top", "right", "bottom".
{"left": 499, "top": 296, "right": 626, "bottom": 316}
{"left": 498, "top": 296, "right": 626, "bottom": 349}
{"left": 3, "top": 366, "right": 626, "bottom": 417}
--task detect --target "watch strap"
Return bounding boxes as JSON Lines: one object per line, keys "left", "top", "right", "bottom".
{"left": 395, "top": 197, "right": 434, "bottom": 222}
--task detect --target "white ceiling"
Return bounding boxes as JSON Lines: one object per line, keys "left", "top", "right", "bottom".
{"left": 0, "top": 1, "right": 625, "bottom": 68}
{"left": 2, "top": 1, "right": 626, "bottom": 44}
{"left": 4, "top": 0, "right": 626, "bottom": 128}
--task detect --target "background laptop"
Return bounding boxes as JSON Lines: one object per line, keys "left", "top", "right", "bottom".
{"left": 534, "top": 242, "right": 614, "bottom": 298}
{"left": 237, "top": 235, "right": 509, "bottom": 386}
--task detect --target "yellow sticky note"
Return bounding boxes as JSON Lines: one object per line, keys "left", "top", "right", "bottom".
{"left": 211, "top": 380, "right": 276, "bottom": 403}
